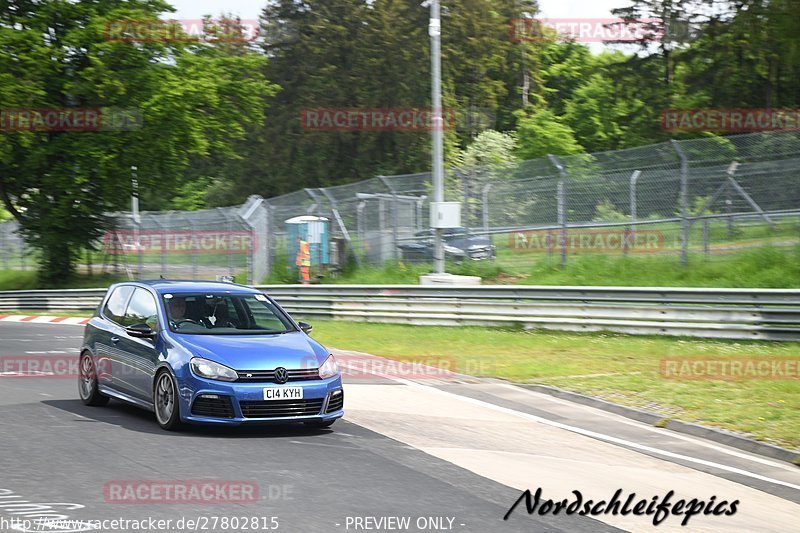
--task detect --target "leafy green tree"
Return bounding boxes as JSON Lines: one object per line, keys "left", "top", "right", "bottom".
{"left": 0, "top": 0, "right": 273, "bottom": 281}
{"left": 562, "top": 52, "right": 653, "bottom": 152}
{"left": 677, "top": 0, "right": 800, "bottom": 109}
{"left": 515, "top": 108, "right": 583, "bottom": 159}
{"left": 219, "top": 0, "right": 547, "bottom": 201}
{"left": 456, "top": 129, "right": 518, "bottom": 169}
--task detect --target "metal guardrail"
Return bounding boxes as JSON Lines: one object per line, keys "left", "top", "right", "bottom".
{"left": 1, "top": 285, "right": 799, "bottom": 341}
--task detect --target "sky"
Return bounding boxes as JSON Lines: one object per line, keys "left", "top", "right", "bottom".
{"left": 166, "top": 0, "right": 628, "bottom": 29}
{"left": 164, "top": 0, "right": 636, "bottom": 54}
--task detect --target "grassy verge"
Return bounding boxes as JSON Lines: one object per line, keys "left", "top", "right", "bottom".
{"left": 0, "top": 310, "right": 91, "bottom": 318}
{"left": 310, "top": 320, "right": 800, "bottom": 449}
{"left": 292, "top": 244, "right": 800, "bottom": 287}
{"left": 0, "top": 270, "right": 128, "bottom": 291}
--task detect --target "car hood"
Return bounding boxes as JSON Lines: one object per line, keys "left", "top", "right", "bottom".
{"left": 172, "top": 331, "right": 328, "bottom": 370}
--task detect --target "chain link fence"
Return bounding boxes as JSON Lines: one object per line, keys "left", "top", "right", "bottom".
{"left": 1, "top": 131, "right": 799, "bottom": 282}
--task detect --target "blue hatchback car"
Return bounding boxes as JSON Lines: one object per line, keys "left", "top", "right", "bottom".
{"left": 78, "top": 280, "right": 344, "bottom": 430}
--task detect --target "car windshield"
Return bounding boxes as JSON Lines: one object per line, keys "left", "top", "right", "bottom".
{"left": 163, "top": 293, "right": 295, "bottom": 335}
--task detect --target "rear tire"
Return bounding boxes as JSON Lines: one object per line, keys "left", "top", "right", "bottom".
{"left": 78, "top": 352, "right": 109, "bottom": 406}
{"left": 154, "top": 370, "right": 182, "bottom": 431}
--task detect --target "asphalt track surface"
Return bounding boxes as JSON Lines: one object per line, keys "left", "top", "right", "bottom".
{"left": 1, "top": 322, "right": 798, "bottom": 533}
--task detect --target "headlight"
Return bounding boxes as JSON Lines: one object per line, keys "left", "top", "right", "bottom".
{"left": 318, "top": 354, "right": 339, "bottom": 379}
{"left": 190, "top": 357, "right": 238, "bottom": 382}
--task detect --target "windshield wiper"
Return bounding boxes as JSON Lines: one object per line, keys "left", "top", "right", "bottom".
{"left": 226, "top": 328, "right": 293, "bottom": 335}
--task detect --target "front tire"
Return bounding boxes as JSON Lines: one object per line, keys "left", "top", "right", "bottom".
{"left": 154, "top": 370, "right": 182, "bottom": 431}
{"left": 78, "top": 352, "right": 109, "bottom": 406}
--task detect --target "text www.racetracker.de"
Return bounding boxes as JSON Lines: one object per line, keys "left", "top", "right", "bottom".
{"left": 0, "top": 515, "right": 281, "bottom": 532}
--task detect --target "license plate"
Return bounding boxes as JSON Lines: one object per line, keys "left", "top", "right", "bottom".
{"left": 263, "top": 387, "right": 303, "bottom": 400}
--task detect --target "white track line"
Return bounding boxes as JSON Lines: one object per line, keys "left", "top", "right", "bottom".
{"left": 342, "top": 362, "right": 800, "bottom": 493}
{"left": 493, "top": 382, "right": 800, "bottom": 473}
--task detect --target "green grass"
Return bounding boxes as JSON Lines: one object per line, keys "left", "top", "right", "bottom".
{"left": 285, "top": 244, "right": 800, "bottom": 287}
{"left": 310, "top": 320, "right": 800, "bottom": 449}
{"left": 519, "top": 246, "right": 800, "bottom": 287}
{"left": 0, "top": 310, "right": 91, "bottom": 318}
{"left": 0, "top": 270, "right": 128, "bottom": 291}
{"left": 0, "top": 270, "right": 39, "bottom": 291}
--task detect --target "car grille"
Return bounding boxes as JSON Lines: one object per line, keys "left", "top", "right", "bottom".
{"left": 239, "top": 399, "right": 324, "bottom": 418}
{"left": 326, "top": 391, "right": 344, "bottom": 413}
{"left": 191, "top": 395, "right": 234, "bottom": 418}
{"left": 236, "top": 369, "right": 320, "bottom": 383}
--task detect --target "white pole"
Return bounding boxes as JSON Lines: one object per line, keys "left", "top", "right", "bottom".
{"left": 430, "top": 0, "right": 445, "bottom": 274}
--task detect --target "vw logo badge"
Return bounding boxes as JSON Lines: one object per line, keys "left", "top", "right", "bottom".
{"left": 274, "top": 367, "right": 289, "bottom": 384}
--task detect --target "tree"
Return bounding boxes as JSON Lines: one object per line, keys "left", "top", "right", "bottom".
{"left": 562, "top": 53, "right": 652, "bottom": 152}
{"left": 677, "top": 0, "right": 800, "bottom": 109}
{"left": 0, "top": 0, "right": 274, "bottom": 281}
{"left": 215, "top": 0, "right": 548, "bottom": 201}
{"left": 457, "top": 129, "right": 518, "bottom": 169}
{"left": 515, "top": 108, "right": 583, "bottom": 159}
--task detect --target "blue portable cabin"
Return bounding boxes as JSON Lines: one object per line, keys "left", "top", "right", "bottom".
{"left": 285, "top": 215, "right": 330, "bottom": 270}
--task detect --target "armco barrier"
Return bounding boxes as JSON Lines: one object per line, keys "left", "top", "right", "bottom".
{"left": 1, "top": 285, "right": 799, "bottom": 341}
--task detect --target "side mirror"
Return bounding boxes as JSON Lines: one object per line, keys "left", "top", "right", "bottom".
{"left": 298, "top": 321, "right": 313, "bottom": 334}
{"left": 126, "top": 323, "right": 156, "bottom": 338}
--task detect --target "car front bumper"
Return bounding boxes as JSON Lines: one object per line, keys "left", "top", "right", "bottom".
{"left": 180, "top": 374, "right": 344, "bottom": 425}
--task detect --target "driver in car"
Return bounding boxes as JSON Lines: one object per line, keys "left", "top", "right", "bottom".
{"left": 168, "top": 297, "right": 187, "bottom": 322}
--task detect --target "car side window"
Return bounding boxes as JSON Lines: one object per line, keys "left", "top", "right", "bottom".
{"left": 103, "top": 286, "right": 134, "bottom": 325}
{"left": 123, "top": 288, "right": 159, "bottom": 329}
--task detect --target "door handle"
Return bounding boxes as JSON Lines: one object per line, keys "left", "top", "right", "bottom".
{"left": 110, "top": 336, "right": 120, "bottom": 344}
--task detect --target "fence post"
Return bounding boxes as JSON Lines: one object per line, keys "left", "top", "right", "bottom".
{"left": 671, "top": 140, "right": 690, "bottom": 266}
{"left": 1, "top": 226, "right": 7, "bottom": 271}
{"left": 136, "top": 215, "right": 143, "bottom": 279}
{"left": 357, "top": 200, "right": 365, "bottom": 256}
{"left": 548, "top": 154, "right": 568, "bottom": 268}
{"left": 482, "top": 183, "right": 492, "bottom": 233}
{"left": 627, "top": 170, "right": 641, "bottom": 255}
{"left": 184, "top": 213, "right": 198, "bottom": 280}
{"left": 220, "top": 208, "right": 234, "bottom": 277}
{"left": 703, "top": 218, "right": 710, "bottom": 259}
{"left": 264, "top": 199, "right": 272, "bottom": 279}
{"left": 378, "top": 198, "right": 386, "bottom": 262}
{"left": 378, "top": 176, "right": 400, "bottom": 260}
{"left": 453, "top": 168, "right": 471, "bottom": 256}
{"left": 152, "top": 215, "right": 166, "bottom": 279}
